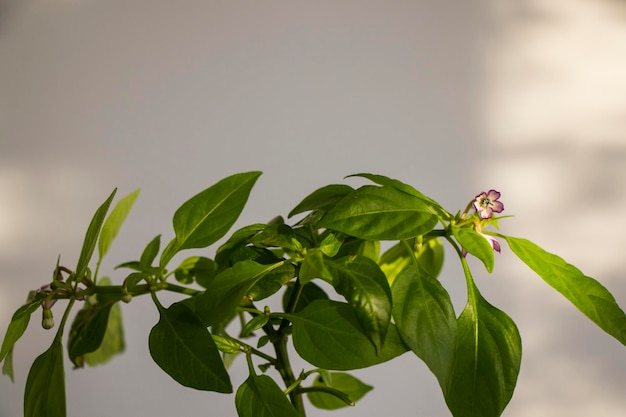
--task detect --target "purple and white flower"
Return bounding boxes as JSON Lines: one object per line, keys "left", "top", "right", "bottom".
{"left": 473, "top": 190, "right": 504, "bottom": 219}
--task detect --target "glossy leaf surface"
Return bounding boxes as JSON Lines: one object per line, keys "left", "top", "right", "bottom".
{"left": 324, "top": 255, "right": 392, "bottom": 352}
{"left": 149, "top": 301, "right": 232, "bottom": 393}
{"left": 506, "top": 236, "right": 626, "bottom": 345}
{"left": 392, "top": 264, "right": 456, "bottom": 390}
{"left": 24, "top": 338, "right": 66, "bottom": 417}
{"left": 453, "top": 227, "right": 495, "bottom": 273}
{"left": 235, "top": 372, "right": 300, "bottom": 417}
{"left": 445, "top": 291, "right": 521, "bottom": 417}
{"left": 160, "top": 171, "right": 261, "bottom": 266}
{"left": 286, "top": 300, "right": 408, "bottom": 370}
{"left": 319, "top": 185, "right": 438, "bottom": 240}
{"left": 184, "top": 260, "right": 282, "bottom": 326}
{"left": 288, "top": 184, "right": 354, "bottom": 218}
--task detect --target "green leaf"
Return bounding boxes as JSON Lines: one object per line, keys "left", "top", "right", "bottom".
{"left": 139, "top": 235, "right": 161, "bottom": 269}
{"left": 505, "top": 236, "right": 626, "bottom": 345}
{"left": 84, "top": 301, "right": 125, "bottom": 367}
{"left": 174, "top": 256, "right": 218, "bottom": 287}
{"left": 308, "top": 372, "right": 373, "bottom": 410}
{"left": 67, "top": 303, "right": 114, "bottom": 368}
{"left": 183, "top": 261, "right": 282, "bottom": 327}
{"left": 319, "top": 185, "right": 438, "bottom": 240}
{"left": 348, "top": 172, "right": 450, "bottom": 220}
{"left": 324, "top": 256, "right": 392, "bottom": 353}
{"left": 445, "top": 291, "right": 521, "bottom": 417}
{"left": 211, "top": 334, "right": 243, "bottom": 354}
{"left": 453, "top": 227, "right": 495, "bottom": 273}
{"left": 2, "top": 349, "right": 14, "bottom": 382}
{"left": 149, "top": 301, "right": 232, "bottom": 393}
{"left": 1, "top": 299, "right": 40, "bottom": 364}
{"left": 392, "top": 264, "right": 456, "bottom": 390}
{"left": 235, "top": 372, "right": 300, "bottom": 417}
{"left": 75, "top": 189, "right": 117, "bottom": 281}
{"left": 97, "top": 189, "right": 140, "bottom": 262}
{"left": 281, "top": 281, "right": 329, "bottom": 313}
{"left": 286, "top": 300, "right": 408, "bottom": 370}
{"left": 288, "top": 184, "right": 354, "bottom": 218}
{"left": 160, "top": 171, "right": 261, "bottom": 267}
{"left": 240, "top": 315, "right": 270, "bottom": 338}
{"left": 299, "top": 249, "right": 331, "bottom": 285}
{"left": 246, "top": 263, "right": 295, "bottom": 301}
{"left": 379, "top": 237, "right": 444, "bottom": 285}
{"left": 24, "top": 338, "right": 66, "bottom": 417}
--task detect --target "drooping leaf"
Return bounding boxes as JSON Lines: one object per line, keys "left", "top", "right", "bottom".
{"left": 288, "top": 184, "right": 354, "bottom": 218}
{"left": 505, "top": 236, "right": 626, "bottom": 345}
{"left": 235, "top": 371, "right": 300, "bottom": 417}
{"left": 67, "top": 303, "right": 114, "bottom": 368}
{"left": 308, "top": 372, "right": 373, "bottom": 410}
{"left": 319, "top": 185, "right": 438, "bottom": 240}
{"left": 149, "top": 301, "right": 232, "bottom": 393}
{"left": 324, "top": 256, "right": 392, "bottom": 353}
{"left": 98, "top": 189, "right": 140, "bottom": 262}
{"left": 0, "top": 299, "right": 40, "bottom": 364}
{"left": 160, "top": 171, "right": 261, "bottom": 267}
{"left": 392, "top": 264, "right": 456, "bottom": 390}
{"left": 445, "top": 290, "right": 521, "bottom": 417}
{"left": 1, "top": 298, "right": 40, "bottom": 381}
{"left": 24, "top": 338, "right": 66, "bottom": 417}
{"left": 286, "top": 300, "right": 408, "bottom": 370}
{"left": 75, "top": 189, "right": 117, "bottom": 282}
{"left": 453, "top": 227, "right": 495, "bottom": 273}
{"left": 183, "top": 261, "right": 282, "bottom": 326}
{"left": 84, "top": 301, "right": 124, "bottom": 366}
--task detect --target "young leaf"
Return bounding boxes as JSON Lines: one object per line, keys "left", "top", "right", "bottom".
{"left": 149, "top": 301, "right": 232, "bottom": 393}
{"left": 160, "top": 171, "right": 261, "bottom": 267}
{"left": 75, "top": 189, "right": 117, "bottom": 282}
{"left": 98, "top": 189, "right": 140, "bottom": 262}
{"left": 285, "top": 300, "right": 408, "bottom": 370}
{"left": 452, "top": 227, "right": 495, "bottom": 273}
{"left": 24, "top": 338, "right": 66, "bottom": 417}
{"left": 505, "top": 236, "right": 626, "bottom": 345}
{"left": 319, "top": 185, "right": 438, "bottom": 240}
{"left": 392, "top": 264, "right": 457, "bottom": 390}
{"left": 139, "top": 234, "right": 161, "bottom": 269}
{"left": 183, "top": 260, "right": 283, "bottom": 326}
{"left": 288, "top": 184, "right": 354, "bottom": 218}
{"left": 324, "top": 255, "right": 392, "bottom": 353}
{"left": 235, "top": 372, "right": 300, "bottom": 417}
{"left": 308, "top": 372, "right": 373, "bottom": 410}
{"left": 445, "top": 290, "right": 521, "bottom": 417}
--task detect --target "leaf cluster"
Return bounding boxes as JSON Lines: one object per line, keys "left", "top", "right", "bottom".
{"left": 2, "top": 171, "right": 625, "bottom": 417}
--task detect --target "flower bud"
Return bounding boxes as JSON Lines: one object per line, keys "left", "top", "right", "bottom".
{"left": 42, "top": 308, "right": 54, "bottom": 330}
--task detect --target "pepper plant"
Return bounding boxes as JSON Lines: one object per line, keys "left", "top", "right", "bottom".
{"left": 2, "top": 171, "right": 625, "bottom": 417}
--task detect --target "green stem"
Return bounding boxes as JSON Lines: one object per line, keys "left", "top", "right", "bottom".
{"left": 273, "top": 335, "right": 305, "bottom": 416}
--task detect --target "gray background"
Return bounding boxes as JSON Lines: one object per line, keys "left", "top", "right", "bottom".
{"left": 2, "top": 1, "right": 626, "bottom": 416}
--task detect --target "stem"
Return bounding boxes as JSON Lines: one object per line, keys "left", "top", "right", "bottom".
{"left": 272, "top": 335, "right": 305, "bottom": 416}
